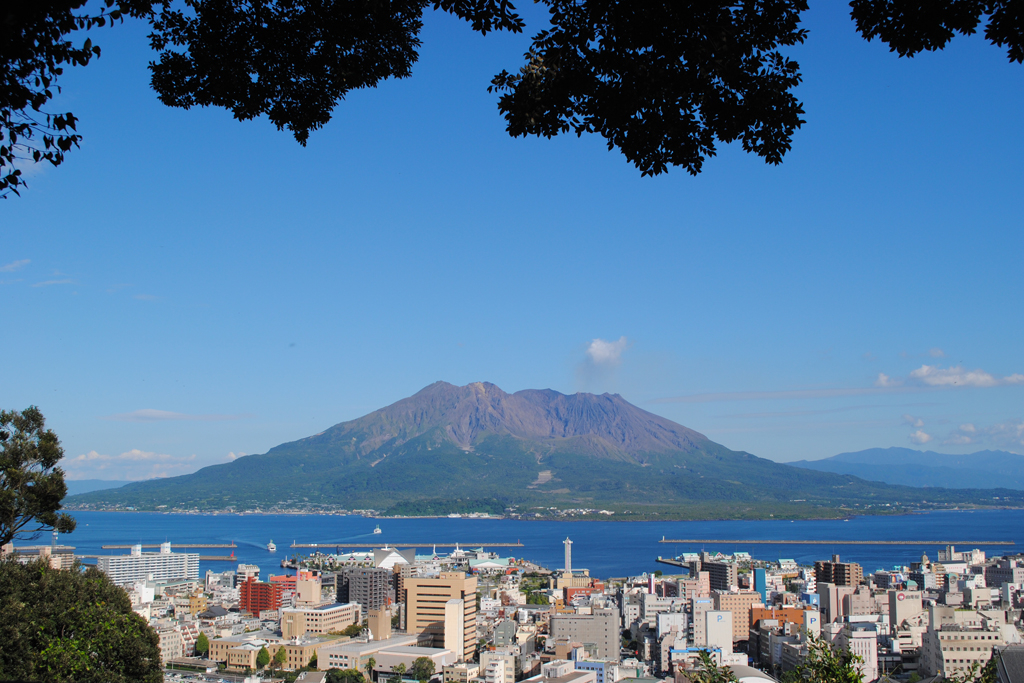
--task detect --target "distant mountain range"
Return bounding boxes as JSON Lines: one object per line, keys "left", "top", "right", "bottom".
{"left": 65, "top": 382, "right": 1024, "bottom": 518}
{"left": 64, "top": 479, "right": 134, "bottom": 496}
{"left": 791, "top": 447, "right": 1024, "bottom": 490}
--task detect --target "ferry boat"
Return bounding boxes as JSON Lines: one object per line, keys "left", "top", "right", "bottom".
{"left": 267, "top": 540, "right": 277, "bottom": 552}
{"left": 372, "top": 525, "right": 382, "bottom": 535}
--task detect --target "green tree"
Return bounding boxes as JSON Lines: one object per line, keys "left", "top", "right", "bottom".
{"left": 327, "top": 669, "right": 368, "bottom": 683}
{"left": 310, "top": 653, "right": 319, "bottom": 668}
{"left": 0, "top": 406, "right": 77, "bottom": 546}
{"left": 390, "top": 663, "right": 407, "bottom": 683}
{"left": 688, "top": 650, "right": 740, "bottom": 683}
{"left": 366, "top": 656, "right": 377, "bottom": 683}
{"left": 195, "top": 631, "right": 210, "bottom": 657}
{"left": 257, "top": 645, "right": 271, "bottom": 670}
{"left": 273, "top": 645, "right": 287, "bottom": 669}
{"left": 411, "top": 657, "right": 435, "bottom": 683}
{"left": 781, "top": 637, "right": 862, "bottom": 683}
{"left": 0, "top": 558, "right": 162, "bottom": 682}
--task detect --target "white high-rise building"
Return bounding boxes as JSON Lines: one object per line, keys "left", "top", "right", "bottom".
{"left": 564, "top": 538, "right": 573, "bottom": 574}
{"left": 96, "top": 542, "right": 199, "bottom": 585}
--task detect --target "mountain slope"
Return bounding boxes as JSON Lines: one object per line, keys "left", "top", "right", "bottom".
{"left": 66, "top": 382, "right": 1024, "bottom": 517}
{"left": 791, "top": 447, "right": 1024, "bottom": 490}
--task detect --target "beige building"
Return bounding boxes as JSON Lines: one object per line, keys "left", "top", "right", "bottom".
{"left": 405, "top": 572, "right": 478, "bottom": 659}
{"left": 208, "top": 632, "right": 339, "bottom": 672}
{"left": 443, "top": 662, "right": 480, "bottom": 683}
{"left": 712, "top": 590, "right": 763, "bottom": 641}
{"left": 282, "top": 602, "right": 361, "bottom": 639}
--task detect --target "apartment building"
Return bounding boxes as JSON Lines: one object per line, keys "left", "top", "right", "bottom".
{"left": 405, "top": 572, "right": 478, "bottom": 660}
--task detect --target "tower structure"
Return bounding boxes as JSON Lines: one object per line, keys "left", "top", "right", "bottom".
{"left": 564, "top": 537, "right": 573, "bottom": 575}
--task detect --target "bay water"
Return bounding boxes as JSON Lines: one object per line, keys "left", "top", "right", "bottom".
{"left": 56, "top": 509, "right": 1024, "bottom": 579}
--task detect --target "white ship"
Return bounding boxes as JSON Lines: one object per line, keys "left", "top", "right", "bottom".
{"left": 372, "top": 525, "right": 382, "bottom": 535}
{"left": 267, "top": 540, "right": 277, "bottom": 552}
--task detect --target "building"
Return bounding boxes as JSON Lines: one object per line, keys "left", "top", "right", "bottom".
{"left": 481, "top": 647, "right": 517, "bottom": 683}
{"left": 208, "top": 631, "right": 338, "bottom": 672}
{"left": 703, "top": 560, "right": 739, "bottom": 592}
{"left": 96, "top": 542, "right": 199, "bottom": 585}
{"left": 239, "top": 576, "right": 284, "bottom": 617}
{"left": 713, "top": 590, "right": 762, "bottom": 642}
{"left": 281, "top": 602, "right": 361, "bottom": 639}
{"left": 986, "top": 559, "right": 1024, "bottom": 588}
{"left": 338, "top": 566, "right": 391, "bottom": 611}
{"left": 814, "top": 555, "right": 863, "bottom": 588}
{"left": 838, "top": 623, "right": 879, "bottom": 683}
{"left": 405, "top": 572, "right": 478, "bottom": 660}
{"left": 706, "top": 611, "right": 733, "bottom": 652}
{"left": 318, "top": 634, "right": 421, "bottom": 672}
{"left": 551, "top": 607, "right": 621, "bottom": 661}
{"left": 5, "top": 544, "right": 76, "bottom": 569}
{"left": 443, "top": 663, "right": 480, "bottom": 683}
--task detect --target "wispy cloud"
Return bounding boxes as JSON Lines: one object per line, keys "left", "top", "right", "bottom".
{"left": 875, "top": 372, "right": 901, "bottom": 387}
{"left": 585, "top": 337, "right": 629, "bottom": 366}
{"left": 929, "top": 348, "right": 946, "bottom": 358}
{"left": 942, "top": 420, "right": 1024, "bottom": 450}
{"left": 653, "top": 385, "right": 921, "bottom": 404}
{"left": 226, "top": 451, "right": 246, "bottom": 461}
{"left": 909, "top": 430, "right": 932, "bottom": 445}
{"left": 907, "top": 364, "right": 1024, "bottom": 388}
{"left": 0, "top": 259, "right": 30, "bottom": 272}
{"left": 64, "top": 449, "right": 198, "bottom": 480}
{"left": 902, "top": 414, "right": 925, "bottom": 428}
{"left": 100, "top": 409, "right": 252, "bottom": 422}
{"left": 31, "top": 279, "right": 76, "bottom": 287}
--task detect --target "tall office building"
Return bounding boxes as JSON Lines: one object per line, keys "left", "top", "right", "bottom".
{"left": 96, "top": 542, "right": 199, "bottom": 585}
{"left": 404, "top": 572, "right": 478, "bottom": 660}
{"left": 550, "top": 607, "right": 621, "bottom": 661}
{"left": 338, "top": 566, "right": 391, "bottom": 611}
{"left": 814, "top": 555, "right": 864, "bottom": 587}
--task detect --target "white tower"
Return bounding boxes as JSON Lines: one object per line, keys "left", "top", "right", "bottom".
{"left": 563, "top": 537, "right": 573, "bottom": 575}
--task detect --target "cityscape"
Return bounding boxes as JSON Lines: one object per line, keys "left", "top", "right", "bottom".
{"left": 4, "top": 532, "right": 1023, "bottom": 683}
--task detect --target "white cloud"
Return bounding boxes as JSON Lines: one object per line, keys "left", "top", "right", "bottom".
{"left": 31, "top": 279, "right": 76, "bottom": 287}
{"left": 907, "top": 364, "right": 1024, "bottom": 388}
{"left": 65, "top": 449, "right": 198, "bottom": 480}
{"left": 909, "top": 430, "right": 932, "bottom": 445}
{"left": 226, "top": 452, "right": 246, "bottom": 461}
{"left": 929, "top": 348, "right": 946, "bottom": 358}
{"left": 0, "top": 259, "right": 30, "bottom": 272}
{"left": 942, "top": 420, "right": 1024, "bottom": 450}
{"left": 875, "top": 372, "right": 902, "bottom": 387}
{"left": 585, "top": 337, "right": 629, "bottom": 366}
{"left": 902, "top": 414, "right": 924, "bottom": 428}
{"left": 101, "top": 409, "right": 250, "bottom": 422}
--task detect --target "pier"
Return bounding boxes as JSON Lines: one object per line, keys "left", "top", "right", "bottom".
{"left": 78, "top": 554, "right": 236, "bottom": 561}
{"left": 100, "top": 543, "right": 237, "bottom": 549}
{"left": 658, "top": 538, "right": 1014, "bottom": 546}
{"left": 290, "top": 542, "right": 524, "bottom": 549}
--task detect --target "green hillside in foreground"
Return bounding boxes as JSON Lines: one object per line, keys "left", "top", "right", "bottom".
{"left": 66, "top": 382, "right": 1024, "bottom": 519}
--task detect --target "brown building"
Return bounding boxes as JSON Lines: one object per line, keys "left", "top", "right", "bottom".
{"left": 712, "top": 590, "right": 763, "bottom": 642}
{"left": 750, "top": 606, "right": 811, "bottom": 631}
{"left": 240, "top": 576, "right": 284, "bottom": 617}
{"left": 404, "top": 572, "right": 478, "bottom": 660}
{"left": 814, "top": 555, "right": 864, "bottom": 587}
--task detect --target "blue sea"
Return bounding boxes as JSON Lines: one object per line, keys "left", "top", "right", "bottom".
{"left": 55, "top": 509, "right": 1023, "bottom": 579}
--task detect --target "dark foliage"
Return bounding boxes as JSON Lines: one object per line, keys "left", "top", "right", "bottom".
{"left": 0, "top": 406, "right": 76, "bottom": 547}
{"left": 1, "top": 0, "right": 1021, "bottom": 196}
{"left": 0, "top": 1, "right": 157, "bottom": 197}
{"left": 0, "top": 558, "right": 162, "bottom": 682}
{"left": 850, "top": 0, "right": 1023, "bottom": 63}
{"left": 490, "top": 1, "right": 809, "bottom": 175}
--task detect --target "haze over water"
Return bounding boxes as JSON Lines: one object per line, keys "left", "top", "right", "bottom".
{"left": 62, "top": 509, "right": 1023, "bottom": 579}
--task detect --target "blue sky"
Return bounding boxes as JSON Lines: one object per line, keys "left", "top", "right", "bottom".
{"left": 3, "top": 3, "right": 1022, "bottom": 481}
